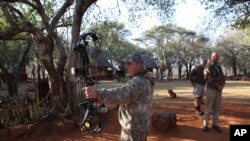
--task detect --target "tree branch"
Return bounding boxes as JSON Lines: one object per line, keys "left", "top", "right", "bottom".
{"left": 33, "top": 0, "right": 51, "bottom": 32}
{"left": 71, "top": 0, "right": 97, "bottom": 41}
{"left": 2, "top": 0, "right": 38, "bottom": 10}
{"left": 0, "top": 3, "right": 17, "bottom": 27}
{"left": 50, "top": 0, "right": 74, "bottom": 29}
{"left": 0, "top": 26, "right": 24, "bottom": 40}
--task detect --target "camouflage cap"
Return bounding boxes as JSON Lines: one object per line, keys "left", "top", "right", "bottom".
{"left": 122, "top": 53, "right": 144, "bottom": 64}
{"left": 202, "top": 59, "right": 207, "bottom": 64}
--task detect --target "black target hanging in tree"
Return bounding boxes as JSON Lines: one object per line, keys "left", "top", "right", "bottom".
{"left": 71, "top": 31, "right": 108, "bottom": 133}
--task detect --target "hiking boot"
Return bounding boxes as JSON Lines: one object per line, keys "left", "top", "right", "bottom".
{"left": 212, "top": 125, "right": 222, "bottom": 133}
{"left": 195, "top": 111, "right": 204, "bottom": 116}
{"left": 202, "top": 126, "right": 208, "bottom": 132}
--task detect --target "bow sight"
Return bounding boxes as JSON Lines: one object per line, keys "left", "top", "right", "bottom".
{"left": 74, "top": 32, "right": 100, "bottom": 51}
{"left": 72, "top": 31, "right": 108, "bottom": 133}
{"left": 71, "top": 32, "right": 101, "bottom": 78}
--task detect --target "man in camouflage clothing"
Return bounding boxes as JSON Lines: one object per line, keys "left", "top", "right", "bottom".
{"left": 84, "top": 53, "right": 155, "bottom": 141}
{"left": 202, "top": 52, "right": 225, "bottom": 132}
{"left": 190, "top": 59, "right": 207, "bottom": 116}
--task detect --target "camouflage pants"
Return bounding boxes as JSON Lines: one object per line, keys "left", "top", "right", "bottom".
{"left": 193, "top": 84, "right": 205, "bottom": 98}
{"left": 193, "top": 84, "right": 205, "bottom": 109}
{"left": 203, "top": 87, "right": 222, "bottom": 127}
{"left": 120, "top": 127, "right": 148, "bottom": 141}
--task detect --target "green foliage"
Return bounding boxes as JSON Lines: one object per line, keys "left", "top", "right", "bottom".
{"left": 141, "top": 24, "right": 209, "bottom": 64}
{"left": 0, "top": 41, "right": 33, "bottom": 68}
{"left": 0, "top": 11, "right": 8, "bottom": 29}
{"left": 136, "top": 24, "right": 210, "bottom": 79}
{"left": 89, "top": 21, "right": 140, "bottom": 63}
{"left": 122, "top": 0, "right": 176, "bottom": 24}
{"left": 0, "top": 96, "right": 71, "bottom": 129}
{"left": 83, "top": 0, "right": 176, "bottom": 28}
{"left": 0, "top": 0, "right": 177, "bottom": 127}
{"left": 242, "top": 27, "right": 250, "bottom": 41}
{"left": 236, "top": 47, "right": 250, "bottom": 77}
{"left": 199, "top": 0, "right": 250, "bottom": 29}
{"left": 0, "top": 109, "right": 10, "bottom": 129}
{"left": 216, "top": 29, "right": 250, "bottom": 77}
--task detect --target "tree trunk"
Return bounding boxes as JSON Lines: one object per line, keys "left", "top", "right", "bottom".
{"left": 34, "top": 63, "right": 40, "bottom": 110}
{"left": 188, "top": 62, "right": 192, "bottom": 79}
{"left": 47, "top": 70, "right": 68, "bottom": 112}
{"left": 5, "top": 73, "right": 19, "bottom": 96}
{"left": 232, "top": 64, "right": 237, "bottom": 77}
{"left": 178, "top": 64, "right": 182, "bottom": 80}
{"left": 184, "top": 63, "right": 190, "bottom": 80}
{"left": 0, "top": 0, "right": 98, "bottom": 117}
{"left": 167, "top": 65, "right": 173, "bottom": 80}
{"left": 64, "top": 0, "right": 99, "bottom": 113}
{"left": 0, "top": 41, "right": 31, "bottom": 97}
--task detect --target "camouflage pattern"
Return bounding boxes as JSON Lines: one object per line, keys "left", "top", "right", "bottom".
{"left": 204, "top": 63, "right": 225, "bottom": 91}
{"left": 98, "top": 71, "right": 154, "bottom": 141}
{"left": 190, "top": 64, "right": 206, "bottom": 98}
{"left": 203, "top": 62, "right": 225, "bottom": 127}
{"left": 190, "top": 64, "right": 206, "bottom": 115}
{"left": 121, "top": 127, "right": 148, "bottom": 141}
{"left": 192, "top": 84, "right": 205, "bottom": 98}
{"left": 190, "top": 65, "right": 206, "bottom": 85}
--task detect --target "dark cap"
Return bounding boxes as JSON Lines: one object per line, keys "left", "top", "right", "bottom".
{"left": 122, "top": 53, "right": 144, "bottom": 64}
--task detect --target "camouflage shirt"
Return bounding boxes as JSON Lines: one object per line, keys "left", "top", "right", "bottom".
{"left": 97, "top": 71, "right": 154, "bottom": 130}
{"left": 190, "top": 65, "right": 206, "bottom": 85}
{"left": 204, "top": 63, "right": 225, "bottom": 91}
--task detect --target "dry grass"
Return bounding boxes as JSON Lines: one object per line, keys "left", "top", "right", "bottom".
{"left": 2, "top": 80, "right": 249, "bottom": 104}
{"left": 97, "top": 80, "right": 250, "bottom": 104}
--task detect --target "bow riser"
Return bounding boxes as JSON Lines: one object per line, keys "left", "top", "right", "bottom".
{"left": 73, "top": 32, "right": 107, "bottom": 133}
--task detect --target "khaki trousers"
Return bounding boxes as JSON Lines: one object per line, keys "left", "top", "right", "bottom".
{"left": 203, "top": 87, "right": 222, "bottom": 127}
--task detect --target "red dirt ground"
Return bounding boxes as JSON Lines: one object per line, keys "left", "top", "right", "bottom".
{"left": 2, "top": 98, "right": 250, "bottom": 141}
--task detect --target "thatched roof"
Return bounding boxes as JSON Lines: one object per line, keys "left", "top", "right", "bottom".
{"left": 88, "top": 48, "right": 113, "bottom": 68}
{"left": 91, "top": 54, "right": 113, "bottom": 68}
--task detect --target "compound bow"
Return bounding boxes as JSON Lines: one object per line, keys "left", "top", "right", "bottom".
{"left": 72, "top": 31, "right": 108, "bottom": 133}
